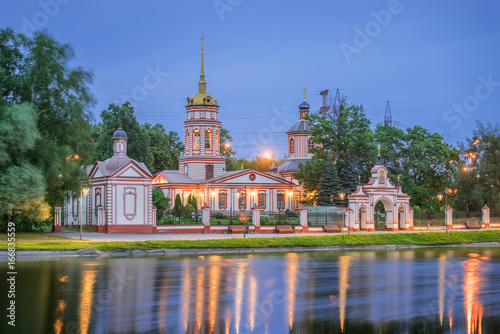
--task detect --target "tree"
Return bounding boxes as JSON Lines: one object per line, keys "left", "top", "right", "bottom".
{"left": 152, "top": 188, "right": 171, "bottom": 220}
{"left": 307, "top": 98, "right": 377, "bottom": 180}
{"left": 143, "top": 123, "right": 183, "bottom": 172}
{"left": 0, "top": 28, "right": 95, "bottom": 208}
{"left": 172, "top": 194, "right": 183, "bottom": 216}
{"left": 454, "top": 122, "right": 500, "bottom": 210}
{"left": 374, "top": 124, "right": 459, "bottom": 211}
{"left": 293, "top": 157, "right": 327, "bottom": 205}
{"left": 93, "top": 102, "right": 153, "bottom": 170}
{"left": 317, "top": 158, "right": 342, "bottom": 206}
{"left": 0, "top": 103, "right": 49, "bottom": 232}
{"left": 295, "top": 97, "right": 376, "bottom": 201}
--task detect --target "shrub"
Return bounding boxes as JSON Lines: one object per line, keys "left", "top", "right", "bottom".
{"left": 211, "top": 212, "right": 226, "bottom": 219}
{"left": 158, "top": 215, "right": 178, "bottom": 225}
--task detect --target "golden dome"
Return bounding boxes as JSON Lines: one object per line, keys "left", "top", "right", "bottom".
{"left": 187, "top": 36, "right": 218, "bottom": 106}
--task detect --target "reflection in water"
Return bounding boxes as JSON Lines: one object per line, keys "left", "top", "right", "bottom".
{"left": 463, "top": 253, "right": 486, "bottom": 334}
{"left": 208, "top": 256, "right": 221, "bottom": 333}
{"left": 195, "top": 264, "right": 206, "bottom": 332}
{"left": 438, "top": 253, "right": 447, "bottom": 326}
{"left": 53, "top": 300, "right": 66, "bottom": 334}
{"left": 181, "top": 258, "right": 191, "bottom": 333}
{"left": 286, "top": 253, "right": 299, "bottom": 331}
{"left": 247, "top": 274, "right": 257, "bottom": 332}
{"left": 79, "top": 264, "right": 97, "bottom": 334}
{"left": 234, "top": 261, "right": 246, "bottom": 334}
{"left": 10, "top": 248, "right": 500, "bottom": 333}
{"left": 338, "top": 255, "right": 351, "bottom": 333}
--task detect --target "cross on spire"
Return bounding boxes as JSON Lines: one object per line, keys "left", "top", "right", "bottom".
{"left": 303, "top": 87, "right": 306, "bottom": 101}
{"left": 201, "top": 36, "right": 204, "bottom": 50}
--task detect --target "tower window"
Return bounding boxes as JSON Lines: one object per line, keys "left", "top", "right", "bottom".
{"left": 205, "top": 129, "right": 212, "bottom": 149}
{"left": 308, "top": 137, "right": 313, "bottom": 152}
{"left": 193, "top": 129, "right": 200, "bottom": 149}
{"left": 289, "top": 138, "right": 294, "bottom": 153}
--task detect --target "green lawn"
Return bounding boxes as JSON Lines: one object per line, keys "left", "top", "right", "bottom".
{"left": 1, "top": 230, "right": 500, "bottom": 252}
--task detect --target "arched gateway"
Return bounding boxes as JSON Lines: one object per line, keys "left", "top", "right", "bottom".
{"left": 347, "top": 158, "right": 413, "bottom": 232}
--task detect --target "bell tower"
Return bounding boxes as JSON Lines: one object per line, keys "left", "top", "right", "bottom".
{"left": 178, "top": 37, "right": 226, "bottom": 180}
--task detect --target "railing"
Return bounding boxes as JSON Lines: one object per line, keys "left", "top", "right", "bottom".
{"left": 261, "top": 212, "right": 299, "bottom": 225}
{"left": 210, "top": 211, "right": 253, "bottom": 225}
{"left": 307, "top": 212, "right": 342, "bottom": 227}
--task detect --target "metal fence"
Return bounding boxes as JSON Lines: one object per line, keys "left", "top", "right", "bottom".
{"left": 210, "top": 211, "right": 253, "bottom": 225}
{"left": 261, "top": 212, "right": 299, "bottom": 225}
{"left": 307, "top": 212, "right": 342, "bottom": 227}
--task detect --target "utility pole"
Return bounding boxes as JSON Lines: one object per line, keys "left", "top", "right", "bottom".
{"left": 384, "top": 101, "right": 392, "bottom": 126}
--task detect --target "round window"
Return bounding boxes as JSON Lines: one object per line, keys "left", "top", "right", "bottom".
{"left": 249, "top": 174, "right": 256, "bottom": 181}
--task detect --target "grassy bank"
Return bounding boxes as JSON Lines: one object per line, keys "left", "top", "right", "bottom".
{"left": 1, "top": 231, "right": 500, "bottom": 252}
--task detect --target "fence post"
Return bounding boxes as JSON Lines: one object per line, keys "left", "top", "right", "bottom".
{"left": 482, "top": 205, "right": 490, "bottom": 228}
{"left": 97, "top": 206, "right": 106, "bottom": 233}
{"left": 252, "top": 205, "right": 260, "bottom": 233}
{"left": 152, "top": 206, "right": 157, "bottom": 233}
{"left": 445, "top": 206, "right": 453, "bottom": 229}
{"left": 299, "top": 206, "right": 309, "bottom": 233}
{"left": 52, "top": 207, "right": 61, "bottom": 233}
{"left": 202, "top": 203, "right": 211, "bottom": 233}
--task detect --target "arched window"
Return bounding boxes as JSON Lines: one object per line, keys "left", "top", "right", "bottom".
{"left": 308, "top": 137, "right": 313, "bottom": 152}
{"left": 193, "top": 129, "right": 200, "bottom": 149}
{"left": 289, "top": 138, "right": 294, "bottom": 153}
{"left": 185, "top": 130, "right": 189, "bottom": 150}
{"left": 205, "top": 129, "right": 212, "bottom": 149}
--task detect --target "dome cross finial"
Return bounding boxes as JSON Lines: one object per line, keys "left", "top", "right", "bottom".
{"left": 303, "top": 87, "right": 306, "bottom": 101}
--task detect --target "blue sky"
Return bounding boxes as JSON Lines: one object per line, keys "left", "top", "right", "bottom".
{"left": 2, "top": 0, "right": 500, "bottom": 158}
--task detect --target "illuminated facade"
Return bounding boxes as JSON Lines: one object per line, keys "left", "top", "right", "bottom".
{"left": 153, "top": 39, "right": 300, "bottom": 214}
{"left": 64, "top": 129, "right": 156, "bottom": 233}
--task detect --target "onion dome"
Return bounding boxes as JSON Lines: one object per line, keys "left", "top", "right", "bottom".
{"left": 112, "top": 128, "right": 127, "bottom": 139}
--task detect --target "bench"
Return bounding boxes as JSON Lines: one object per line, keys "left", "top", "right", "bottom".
{"left": 324, "top": 225, "right": 341, "bottom": 233}
{"left": 276, "top": 225, "right": 294, "bottom": 234}
{"left": 229, "top": 225, "right": 245, "bottom": 234}
{"left": 466, "top": 222, "right": 482, "bottom": 229}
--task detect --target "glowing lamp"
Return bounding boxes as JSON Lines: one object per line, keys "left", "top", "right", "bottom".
{"left": 437, "top": 193, "right": 443, "bottom": 201}
{"left": 339, "top": 193, "right": 346, "bottom": 200}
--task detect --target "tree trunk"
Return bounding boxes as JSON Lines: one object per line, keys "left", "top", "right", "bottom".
{"left": 3, "top": 212, "right": 10, "bottom": 234}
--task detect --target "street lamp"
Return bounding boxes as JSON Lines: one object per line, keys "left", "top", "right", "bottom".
{"left": 80, "top": 186, "right": 90, "bottom": 240}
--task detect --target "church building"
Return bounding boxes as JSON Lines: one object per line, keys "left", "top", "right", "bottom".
{"left": 152, "top": 39, "right": 313, "bottom": 214}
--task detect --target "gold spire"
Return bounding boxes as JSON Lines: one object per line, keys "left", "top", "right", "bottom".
{"left": 378, "top": 145, "right": 381, "bottom": 156}
{"left": 303, "top": 87, "right": 306, "bottom": 101}
{"left": 198, "top": 36, "right": 206, "bottom": 93}
{"left": 187, "top": 36, "right": 217, "bottom": 106}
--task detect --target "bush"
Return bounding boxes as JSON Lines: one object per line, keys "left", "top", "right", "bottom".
{"left": 158, "top": 215, "right": 179, "bottom": 225}
{"left": 182, "top": 203, "right": 195, "bottom": 219}
{"left": 211, "top": 212, "right": 226, "bottom": 219}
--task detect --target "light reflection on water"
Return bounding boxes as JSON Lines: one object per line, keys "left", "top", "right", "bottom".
{"left": 2, "top": 248, "right": 500, "bottom": 333}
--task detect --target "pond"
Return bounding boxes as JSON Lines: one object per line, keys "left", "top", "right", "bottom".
{"left": 2, "top": 248, "right": 500, "bottom": 333}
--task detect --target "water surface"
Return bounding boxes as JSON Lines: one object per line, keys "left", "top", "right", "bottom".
{"left": 2, "top": 248, "right": 500, "bottom": 333}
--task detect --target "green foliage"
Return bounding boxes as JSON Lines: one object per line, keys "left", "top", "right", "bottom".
{"left": 152, "top": 188, "right": 171, "bottom": 221}
{"left": 0, "top": 28, "right": 95, "bottom": 209}
{"left": 293, "top": 157, "right": 327, "bottom": 204}
{"left": 0, "top": 102, "right": 50, "bottom": 226}
{"left": 307, "top": 98, "right": 377, "bottom": 180}
{"left": 295, "top": 98, "right": 376, "bottom": 202}
{"left": 317, "top": 159, "right": 342, "bottom": 206}
{"left": 92, "top": 102, "right": 153, "bottom": 169}
{"left": 182, "top": 203, "right": 195, "bottom": 219}
{"left": 454, "top": 122, "right": 500, "bottom": 210}
{"left": 374, "top": 124, "right": 459, "bottom": 211}
{"left": 158, "top": 215, "right": 178, "bottom": 225}
{"left": 143, "top": 123, "right": 183, "bottom": 171}
{"left": 172, "top": 194, "right": 183, "bottom": 216}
